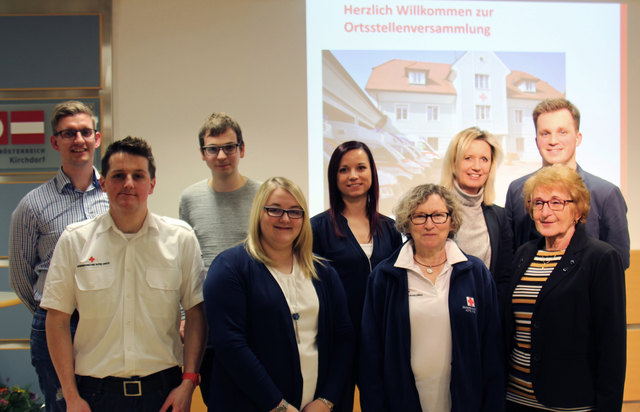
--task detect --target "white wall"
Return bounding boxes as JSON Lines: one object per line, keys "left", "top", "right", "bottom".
{"left": 112, "top": 0, "right": 308, "bottom": 217}
{"left": 112, "top": 0, "right": 640, "bottom": 249}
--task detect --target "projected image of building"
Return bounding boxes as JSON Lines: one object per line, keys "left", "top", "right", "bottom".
{"left": 364, "top": 50, "right": 563, "bottom": 161}
{"left": 322, "top": 50, "right": 564, "bottom": 211}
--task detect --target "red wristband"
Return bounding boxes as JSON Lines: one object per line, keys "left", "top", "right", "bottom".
{"left": 182, "top": 372, "right": 200, "bottom": 386}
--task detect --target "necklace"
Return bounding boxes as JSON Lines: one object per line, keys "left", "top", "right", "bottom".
{"left": 414, "top": 256, "right": 448, "bottom": 274}
{"left": 539, "top": 249, "right": 565, "bottom": 269}
{"left": 271, "top": 263, "right": 301, "bottom": 343}
{"left": 539, "top": 256, "right": 554, "bottom": 269}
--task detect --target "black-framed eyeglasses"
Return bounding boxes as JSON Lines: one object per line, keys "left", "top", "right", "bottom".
{"left": 263, "top": 206, "right": 305, "bottom": 219}
{"left": 530, "top": 199, "right": 574, "bottom": 211}
{"left": 54, "top": 128, "right": 96, "bottom": 140}
{"left": 410, "top": 212, "right": 450, "bottom": 225}
{"left": 201, "top": 143, "right": 240, "bottom": 157}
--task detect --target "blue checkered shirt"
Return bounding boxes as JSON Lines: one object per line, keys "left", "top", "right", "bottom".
{"left": 9, "top": 167, "right": 109, "bottom": 313}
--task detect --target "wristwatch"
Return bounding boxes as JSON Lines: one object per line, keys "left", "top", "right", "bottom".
{"left": 274, "top": 399, "right": 289, "bottom": 412}
{"left": 182, "top": 372, "right": 201, "bottom": 386}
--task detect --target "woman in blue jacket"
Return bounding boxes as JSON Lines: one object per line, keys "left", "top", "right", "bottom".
{"left": 441, "top": 127, "right": 513, "bottom": 305}
{"left": 311, "top": 140, "right": 402, "bottom": 410}
{"left": 204, "top": 177, "right": 354, "bottom": 412}
{"left": 359, "top": 184, "right": 504, "bottom": 412}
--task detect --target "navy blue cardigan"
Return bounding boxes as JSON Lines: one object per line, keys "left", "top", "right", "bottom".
{"left": 481, "top": 203, "right": 514, "bottom": 307}
{"left": 359, "top": 243, "right": 505, "bottom": 412}
{"left": 203, "top": 245, "right": 355, "bottom": 411}
{"left": 311, "top": 210, "right": 402, "bottom": 333}
{"left": 504, "top": 224, "right": 626, "bottom": 410}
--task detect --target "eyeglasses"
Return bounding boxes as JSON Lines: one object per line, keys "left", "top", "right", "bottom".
{"left": 530, "top": 199, "right": 574, "bottom": 211}
{"left": 201, "top": 143, "right": 240, "bottom": 157}
{"left": 54, "top": 128, "right": 96, "bottom": 140}
{"left": 263, "top": 206, "right": 305, "bottom": 219}
{"left": 410, "top": 212, "right": 450, "bottom": 225}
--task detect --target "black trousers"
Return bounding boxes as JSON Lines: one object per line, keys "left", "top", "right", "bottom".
{"left": 76, "top": 366, "right": 181, "bottom": 412}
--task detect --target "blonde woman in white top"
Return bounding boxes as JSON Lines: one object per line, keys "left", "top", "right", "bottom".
{"left": 204, "top": 177, "right": 354, "bottom": 412}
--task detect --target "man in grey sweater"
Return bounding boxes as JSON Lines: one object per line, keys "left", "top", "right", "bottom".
{"left": 178, "top": 112, "right": 260, "bottom": 405}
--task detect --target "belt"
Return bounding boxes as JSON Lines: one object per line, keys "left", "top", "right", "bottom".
{"left": 76, "top": 366, "right": 181, "bottom": 397}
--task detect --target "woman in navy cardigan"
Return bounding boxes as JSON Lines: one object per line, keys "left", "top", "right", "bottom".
{"left": 311, "top": 141, "right": 402, "bottom": 410}
{"left": 441, "top": 127, "right": 513, "bottom": 305}
{"left": 204, "top": 177, "right": 354, "bottom": 412}
{"left": 504, "top": 165, "right": 626, "bottom": 411}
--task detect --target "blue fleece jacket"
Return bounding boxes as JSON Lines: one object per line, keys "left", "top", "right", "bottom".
{"left": 359, "top": 242, "right": 505, "bottom": 412}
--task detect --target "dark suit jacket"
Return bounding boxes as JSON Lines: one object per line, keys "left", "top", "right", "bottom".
{"left": 482, "top": 203, "right": 513, "bottom": 305}
{"left": 504, "top": 224, "right": 626, "bottom": 411}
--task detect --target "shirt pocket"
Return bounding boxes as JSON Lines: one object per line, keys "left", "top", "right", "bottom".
{"left": 144, "top": 268, "right": 181, "bottom": 319}
{"left": 75, "top": 266, "right": 116, "bottom": 318}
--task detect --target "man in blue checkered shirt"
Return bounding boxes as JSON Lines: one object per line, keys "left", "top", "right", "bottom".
{"left": 9, "top": 100, "right": 109, "bottom": 412}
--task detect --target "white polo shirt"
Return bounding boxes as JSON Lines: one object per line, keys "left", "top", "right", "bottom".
{"left": 394, "top": 239, "right": 467, "bottom": 412}
{"left": 41, "top": 212, "right": 205, "bottom": 378}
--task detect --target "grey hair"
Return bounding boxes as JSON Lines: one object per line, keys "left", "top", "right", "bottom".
{"left": 393, "top": 184, "right": 462, "bottom": 240}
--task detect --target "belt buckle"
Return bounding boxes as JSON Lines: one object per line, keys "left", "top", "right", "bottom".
{"left": 123, "top": 380, "right": 142, "bottom": 397}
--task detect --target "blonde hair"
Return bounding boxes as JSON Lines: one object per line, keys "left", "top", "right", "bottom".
{"left": 533, "top": 98, "right": 580, "bottom": 132}
{"left": 522, "top": 164, "right": 590, "bottom": 223}
{"left": 245, "top": 177, "right": 321, "bottom": 279}
{"left": 51, "top": 100, "right": 97, "bottom": 132}
{"left": 441, "top": 127, "right": 503, "bottom": 205}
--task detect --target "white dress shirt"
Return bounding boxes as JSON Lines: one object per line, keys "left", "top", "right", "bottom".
{"left": 41, "top": 212, "right": 205, "bottom": 378}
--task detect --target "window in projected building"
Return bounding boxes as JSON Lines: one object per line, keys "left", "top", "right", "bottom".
{"left": 476, "top": 105, "right": 491, "bottom": 121}
{"left": 427, "top": 105, "right": 439, "bottom": 122}
{"left": 409, "top": 70, "right": 426, "bottom": 85}
{"left": 396, "top": 104, "right": 408, "bottom": 120}
{"left": 475, "top": 74, "right": 489, "bottom": 89}
{"left": 515, "top": 109, "right": 523, "bottom": 124}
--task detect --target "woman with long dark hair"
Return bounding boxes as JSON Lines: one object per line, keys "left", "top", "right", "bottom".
{"left": 311, "top": 140, "right": 402, "bottom": 409}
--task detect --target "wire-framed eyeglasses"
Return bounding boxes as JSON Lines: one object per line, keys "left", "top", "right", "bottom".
{"left": 410, "top": 212, "right": 450, "bottom": 225}
{"left": 54, "top": 128, "right": 96, "bottom": 140}
{"left": 202, "top": 143, "right": 240, "bottom": 157}
{"left": 263, "top": 206, "right": 305, "bottom": 219}
{"left": 530, "top": 198, "right": 574, "bottom": 211}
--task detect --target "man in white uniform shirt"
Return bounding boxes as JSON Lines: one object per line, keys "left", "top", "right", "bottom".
{"left": 41, "top": 137, "right": 206, "bottom": 412}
